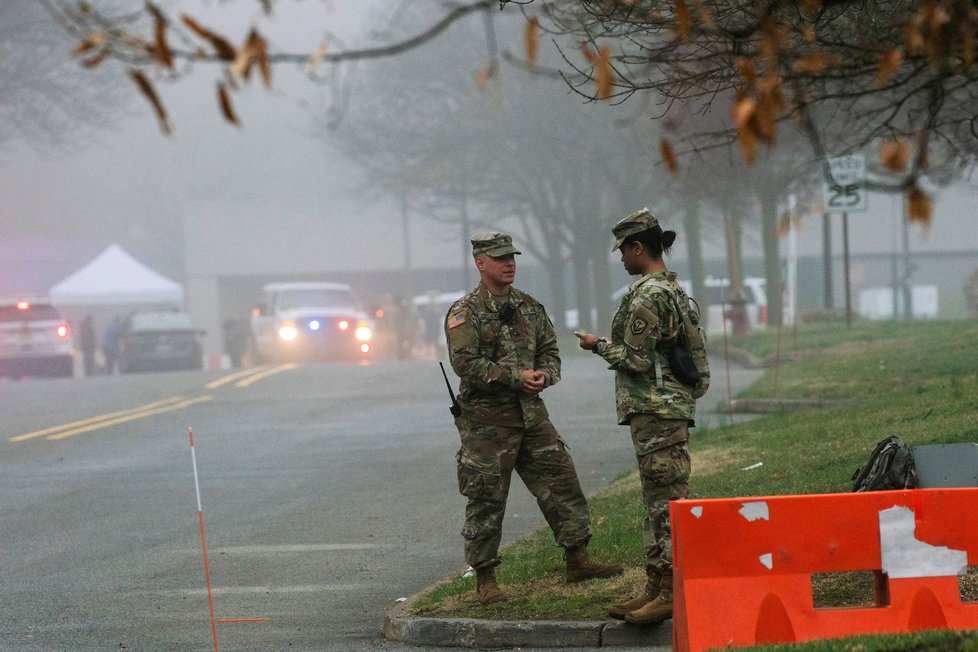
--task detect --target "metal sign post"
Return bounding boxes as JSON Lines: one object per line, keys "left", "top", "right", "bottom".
{"left": 822, "top": 155, "right": 868, "bottom": 327}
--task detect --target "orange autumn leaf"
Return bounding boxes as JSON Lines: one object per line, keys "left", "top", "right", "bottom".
{"left": 596, "top": 45, "right": 612, "bottom": 99}
{"left": 675, "top": 0, "right": 691, "bottom": 41}
{"left": 660, "top": 139, "right": 679, "bottom": 173}
{"left": 475, "top": 66, "right": 492, "bottom": 90}
{"left": 145, "top": 2, "right": 173, "bottom": 69}
{"left": 525, "top": 17, "right": 539, "bottom": 65}
{"left": 181, "top": 14, "right": 236, "bottom": 61}
{"left": 129, "top": 69, "right": 171, "bottom": 134}
{"left": 881, "top": 138, "right": 910, "bottom": 171}
{"left": 876, "top": 49, "right": 903, "bottom": 86}
{"left": 579, "top": 42, "right": 597, "bottom": 65}
{"left": 217, "top": 82, "right": 241, "bottom": 126}
{"left": 906, "top": 185, "right": 932, "bottom": 225}
{"left": 792, "top": 52, "right": 838, "bottom": 74}
{"left": 800, "top": 0, "right": 821, "bottom": 17}
{"left": 307, "top": 42, "right": 328, "bottom": 72}
{"left": 733, "top": 96, "right": 757, "bottom": 128}
{"left": 738, "top": 124, "right": 757, "bottom": 163}
{"left": 73, "top": 31, "right": 107, "bottom": 56}
{"left": 692, "top": 0, "right": 716, "bottom": 30}
{"left": 231, "top": 29, "right": 271, "bottom": 86}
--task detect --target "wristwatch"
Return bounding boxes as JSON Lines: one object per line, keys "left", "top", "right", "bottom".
{"left": 592, "top": 338, "right": 608, "bottom": 355}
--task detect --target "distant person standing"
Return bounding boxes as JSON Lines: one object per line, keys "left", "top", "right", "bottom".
{"left": 102, "top": 317, "right": 123, "bottom": 374}
{"left": 575, "top": 208, "right": 706, "bottom": 626}
{"left": 78, "top": 314, "right": 97, "bottom": 376}
{"left": 445, "top": 231, "right": 622, "bottom": 606}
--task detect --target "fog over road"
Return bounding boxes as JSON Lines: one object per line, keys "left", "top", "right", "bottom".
{"left": 0, "top": 354, "right": 761, "bottom": 651}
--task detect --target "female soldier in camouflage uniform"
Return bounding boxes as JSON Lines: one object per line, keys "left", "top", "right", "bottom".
{"left": 575, "top": 209, "right": 698, "bottom": 626}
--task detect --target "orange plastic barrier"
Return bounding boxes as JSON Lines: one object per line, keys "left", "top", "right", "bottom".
{"left": 671, "top": 489, "right": 978, "bottom": 651}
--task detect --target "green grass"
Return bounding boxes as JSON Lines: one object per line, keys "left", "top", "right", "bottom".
{"left": 412, "top": 319, "right": 978, "bottom": 648}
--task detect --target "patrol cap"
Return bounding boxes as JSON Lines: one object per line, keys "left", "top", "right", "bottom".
{"left": 471, "top": 231, "right": 522, "bottom": 258}
{"left": 611, "top": 207, "right": 661, "bottom": 251}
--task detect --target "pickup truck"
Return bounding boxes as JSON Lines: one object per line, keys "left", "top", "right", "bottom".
{"left": 249, "top": 282, "right": 373, "bottom": 363}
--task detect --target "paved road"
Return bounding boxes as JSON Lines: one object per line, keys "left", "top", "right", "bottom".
{"left": 0, "top": 353, "right": 762, "bottom": 651}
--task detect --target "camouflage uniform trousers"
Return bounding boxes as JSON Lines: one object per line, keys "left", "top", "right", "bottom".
{"left": 630, "top": 414, "right": 690, "bottom": 576}
{"left": 455, "top": 417, "right": 592, "bottom": 569}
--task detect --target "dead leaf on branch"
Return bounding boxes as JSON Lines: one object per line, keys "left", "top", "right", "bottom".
{"left": 579, "top": 42, "right": 597, "bottom": 65}
{"left": 792, "top": 52, "right": 839, "bottom": 75}
{"left": 217, "top": 83, "right": 241, "bottom": 126}
{"left": 81, "top": 50, "right": 110, "bottom": 68}
{"left": 675, "top": 0, "right": 691, "bottom": 41}
{"left": 880, "top": 138, "right": 910, "bottom": 171}
{"left": 799, "top": 0, "right": 821, "bottom": 18}
{"left": 73, "top": 31, "right": 107, "bottom": 56}
{"left": 691, "top": 0, "right": 715, "bottom": 30}
{"left": 876, "top": 49, "right": 903, "bottom": 86}
{"left": 145, "top": 2, "right": 173, "bottom": 69}
{"left": 906, "top": 184, "right": 932, "bottom": 225}
{"left": 231, "top": 29, "right": 271, "bottom": 86}
{"left": 129, "top": 69, "right": 170, "bottom": 135}
{"left": 475, "top": 66, "right": 492, "bottom": 90}
{"left": 307, "top": 42, "right": 328, "bottom": 72}
{"left": 180, "top": 14, "right": 236, "bottom": 61}
{"left": 525, "top": 16, "right": 539, "bottom": 65}
{"left": 660, "top": 139, "right": 679, "bottom": 173}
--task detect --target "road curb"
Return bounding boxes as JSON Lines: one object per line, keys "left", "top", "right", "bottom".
{"left": 383, "top": 597, "right": 673, "bottom": 648}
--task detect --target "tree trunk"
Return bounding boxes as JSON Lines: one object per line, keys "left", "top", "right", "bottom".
{"left": 684, "top": 202, "right": 708, "bottom": 328}
{"left": 758, "top": 188, "right": 783, "bottom": 328}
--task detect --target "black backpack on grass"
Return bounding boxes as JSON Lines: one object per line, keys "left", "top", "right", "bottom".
{"left": 851, "top": 435, "right": 919, "bottom": 492}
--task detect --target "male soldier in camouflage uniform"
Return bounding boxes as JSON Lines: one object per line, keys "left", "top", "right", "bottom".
{"left": 445, "top": 231, "right": 623, "bottom": 605}
{"left": 575, "top": 209, "right": 698, "bottom": 626}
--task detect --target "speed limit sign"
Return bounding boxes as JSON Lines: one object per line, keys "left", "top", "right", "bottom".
{"left": 822, "top": 155, "right": 867, "bottom": 212}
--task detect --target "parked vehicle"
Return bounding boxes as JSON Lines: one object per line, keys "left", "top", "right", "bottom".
{"left": 119, "top": 311, "right": 204, "bottom": 373}
{"left": 249, "top": 282, "right": 373, "bottom": 363}
{"left": 0, "top": 299, "right": 75, "bottom": 378}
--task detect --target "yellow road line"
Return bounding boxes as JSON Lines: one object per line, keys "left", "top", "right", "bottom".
{"left": 9, "top": 396, "right": 186, "bottom": 443}
{"left": 235, "top": 363, "right": 296, "bottom": 388}
{"left": 47, "top": 395, "right": 215, "bottom": 441}
{"left": 205, "top": 365, "right": 270, "bottom": 389}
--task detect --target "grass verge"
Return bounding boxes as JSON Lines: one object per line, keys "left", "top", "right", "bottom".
{"left": 412, "top": 319, "right": 978, "bottom": 647}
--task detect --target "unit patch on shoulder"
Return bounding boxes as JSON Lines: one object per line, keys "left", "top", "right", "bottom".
{"left": 631, "top": 318, "right": 648, "bottom": 335}
{"left": 447, "top": 312, "right": 466, "bottom": 329}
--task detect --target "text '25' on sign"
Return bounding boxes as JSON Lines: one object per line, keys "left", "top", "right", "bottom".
{"left": 822, "top": 154, "right": 868, "bottom": 213}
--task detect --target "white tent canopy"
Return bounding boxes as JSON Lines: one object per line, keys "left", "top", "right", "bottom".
{"left": 49, "top": 244, "right": 184, "bottom": 306}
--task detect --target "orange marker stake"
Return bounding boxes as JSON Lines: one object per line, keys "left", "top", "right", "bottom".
{"left": 189, "top": 427, "right": 220, "bottom": 652}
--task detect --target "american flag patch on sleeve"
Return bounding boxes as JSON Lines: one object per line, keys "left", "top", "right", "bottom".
{"left": 447, "top": 312, "right": 466, "bottom": 329}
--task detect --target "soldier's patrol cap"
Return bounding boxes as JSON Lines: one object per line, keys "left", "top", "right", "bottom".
{"left": 611, "top": 207, "right": 660, "bottom": 251}
{"left": 471, "top": 231, "right": 522, "bottom": 258}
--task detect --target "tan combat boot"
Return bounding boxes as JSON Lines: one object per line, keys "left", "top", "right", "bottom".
{"left": 624, "top": 574, "right": 673, "bottom": 625}
{"left": 564, "top": 545, "right": 624, "bottom": 583}
{"left": 608, "top": 572, "right": 660, "bottom": 620}
{"left": 475, "top": 567, "right": 507, "bottom": 605}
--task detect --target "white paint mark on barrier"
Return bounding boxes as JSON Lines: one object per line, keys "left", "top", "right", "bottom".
{"left": 690, "top": 506, "right": 704, "bottom": 518}
{"left": 759, "top": 553, "right": 773, "bottom": 570}
{"left": 879, "top": 506, "right": 967, "bottom": 579}
{"left": 739, "top": 501, "right": 770, "bottom": 522}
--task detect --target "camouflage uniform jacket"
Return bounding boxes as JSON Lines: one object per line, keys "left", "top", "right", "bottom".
{"left": 445, "top": 283, "right": 559, "bottom": 429}
{"left": 596, "top": 271, "right": 696, "bottom": 425}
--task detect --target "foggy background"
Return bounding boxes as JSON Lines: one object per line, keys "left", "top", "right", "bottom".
{"left": 2, "top": 0, "right": 978, "bottom": 359}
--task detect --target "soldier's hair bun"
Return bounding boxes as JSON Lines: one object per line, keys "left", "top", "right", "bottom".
{"left": 661, "top": 230, "right": 677, "bottom": 247}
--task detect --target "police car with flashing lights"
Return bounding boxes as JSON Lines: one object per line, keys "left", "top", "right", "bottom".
{"left": 0, "top": 299, "right": 75, "bottom": 377}
{"left": 247, "top": 282, "right": 374, "bottom": 363}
